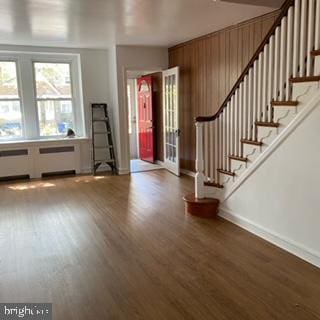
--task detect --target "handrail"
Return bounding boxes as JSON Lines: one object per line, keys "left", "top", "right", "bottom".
{"left": 196, "top": 0, "right": 295, "bottom": 123}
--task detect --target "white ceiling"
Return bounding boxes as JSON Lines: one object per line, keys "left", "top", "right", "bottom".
{"left": 0, "top": 0, "right": 279, "bottom": 49}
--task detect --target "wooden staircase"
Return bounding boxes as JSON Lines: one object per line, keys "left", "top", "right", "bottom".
{"left": 185, "top": 0, "right": 320, "bottom": 217}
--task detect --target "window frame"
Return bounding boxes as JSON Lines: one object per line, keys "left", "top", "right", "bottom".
{"left": 32, "top": 60, "right": 75, "bottom": 138}
{"left": 0, "top": 51, "right": 85, "bottom": 142}
{"left": 0, "top": 59, "right": 25, "bottom": 140}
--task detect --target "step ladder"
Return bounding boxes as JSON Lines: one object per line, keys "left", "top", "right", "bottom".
{"left": 91, "top": 103, "right": 117, "bottom": 175}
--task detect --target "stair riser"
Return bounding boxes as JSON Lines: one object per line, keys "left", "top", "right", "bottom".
{"left": 230, "top": 160, "right": 247, "bottom": 177}
{"left": 257, "top": 127, "right": 278, "bottom": 146}
{"left": 273, "top": 107, "right": 297, "bottom": 127}
{"left": 292, "top": 81, "right": 319, "bottom": 103}
{"left": 243, "top": 144, "right": 261, "bottom": 163}
{"left": 218, "top": 172, "right": 234, "bottom": 186}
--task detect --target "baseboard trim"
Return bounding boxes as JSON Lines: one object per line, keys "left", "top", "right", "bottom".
{"left": 156, "top": 160, "right": 164, "bottom": 166}
{"left": 119, "top": 168, "right": 130, "bottom": 175}
{"left": 219, "top": 207, "right": 320, "bottom": 268}
{"left": 181, "top": 169, "right": 195, "bottom": 178}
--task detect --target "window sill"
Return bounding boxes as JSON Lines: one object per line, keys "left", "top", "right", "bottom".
{"left": 0, "top": 137, "right": 90, "bottom": 148}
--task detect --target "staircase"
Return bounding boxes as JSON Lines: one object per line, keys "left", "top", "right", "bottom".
{"left": 191, "top": 0, "right": 320, "bottom": 206}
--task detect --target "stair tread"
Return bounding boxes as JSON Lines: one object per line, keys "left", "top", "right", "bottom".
{"left": 271, "top": 100, "right": 299, "bottom": 106}
{"left": 229, "top": 155, "right": 248, "bottom": 162}
{"left": 255, "top": 121, "right": 279, "bottom": 127}
{"left": 241, "top": 139, "right": 263, "bottom": 146}
{"left": 290, "top": 76, "right": 320, "bottom": 83}
{"left": 311, "top": 49, "right": 320, "bottom": 56}
{"left": 204, "top": 181, "right": 224, "bottom": 189}
{"left": 217, "top": 169, "right": 235, "bottom": 176}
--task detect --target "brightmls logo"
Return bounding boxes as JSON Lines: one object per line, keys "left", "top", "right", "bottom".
{"left": 0, "top": 304, "right": 52, "bottom": 320}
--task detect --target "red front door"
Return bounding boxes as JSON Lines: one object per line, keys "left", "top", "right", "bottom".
{"left": 137, "top": 76, "right": 155, "bottom": 163}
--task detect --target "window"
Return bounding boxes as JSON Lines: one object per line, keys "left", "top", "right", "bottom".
{"left": 0, "top": 52, "right": 84, "bottom": 141}
{"left": 0, "top": 61, "right": 22, "bottom": 140}
{"left": 34, "top": 62, "right": 74, "bottom": 136}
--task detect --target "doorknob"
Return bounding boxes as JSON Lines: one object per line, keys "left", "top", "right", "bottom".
{"left": 175, "top": 129, "right": 181, "bottom": 136}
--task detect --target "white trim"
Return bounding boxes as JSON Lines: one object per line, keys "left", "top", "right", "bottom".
{"left": 219, "top": 207, "right": 320, "bottom": 268}
{"left": 180, "top": 168, "right": 195, "bottom": 178}
{"left": 222, "top": 87, "right": 320, "bottom": 201}
{"left": 122, "top": 67, "right": 165, "bottom": 177}
{"left": 156, "top": 160, "right": 164, "bottom": 166}
{"left": 0, "top": 51, "right": 85, "bottom": 141}
{"left": 0, "top": 137, "right": 89, "bottom": 148}
{"left": 118, "top": 168, "right": 130, "bottom": 175}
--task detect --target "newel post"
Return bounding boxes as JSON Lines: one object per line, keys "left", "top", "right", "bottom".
{"left": 195, "top": 121, "right": 205, "bottom": 199}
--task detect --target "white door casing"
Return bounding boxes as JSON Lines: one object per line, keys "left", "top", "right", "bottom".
{"left": 162, "top": 67, "right": 180, "bottom": 176}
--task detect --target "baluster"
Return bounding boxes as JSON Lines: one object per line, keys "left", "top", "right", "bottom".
{"left": 243, "top": 75, "right": 248, "bottom": 140}
{"left": 230, "top": 95, "right": 235, "bottom": 156}
{"left": 210, "top": 122, "right": 214, "bottom": 182}
{"left": 204, "top": 122, "right": 209, "bottom": 180}
{"left": 286, "top": 6, "right": 294, "bottom": 100}
{"left": 315, "top": 0, "right": 320, "bottom": 50}
{"left": 274, "top": 26, "right": 281, "bottom": 100}
{"left": 234, "top": 90, "right": 239, "bottom": 154}
{"left": 227, "top": 101, "right": 231, "bottom": 170}
{"left": 279, "top": 16, "right": 287, "bottom": 101}
{"left": 299, "top": 0, "right": 308, "bottom": 77}
{"left": 293, "top": 0, "right": 301, "bottom": 77}
{"left": 257, "top": 52, "right": 263, "bottom": 122}
{"left": 248, "top": 68, "right": 253, "bottom": 140}
{"left": 306, "top": 0, "right": 315, "bottom": 76}
{"left": 262, "top": 44, "right": 269, "bottom": 121}
{"left": 219, "top": 114, "right": 223, "bottom": 172}
{"left": 239, "top": 83, "right": 244, "bottom": 149}
{"left": 195, "top": 122, "right": 205, "bottom": 199}
{"left": 223, "top": 108, "right": 227, "bottom": 170}
{"left": 253, "top": 60, "right": 258, "bottom": 141}
{"left": 214, "top": 120, "right": 219, "bottom": 183}
{"left": 268, "top": 36, "right": 274, "bottom": 121}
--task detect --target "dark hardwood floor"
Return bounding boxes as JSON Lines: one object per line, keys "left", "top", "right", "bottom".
{"left": 0, "top": 171, "right": 320, "bottom": 320}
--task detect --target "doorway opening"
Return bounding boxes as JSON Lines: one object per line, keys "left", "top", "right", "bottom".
{"left": 126, "top": 70, "right": 164, "bottom": 173}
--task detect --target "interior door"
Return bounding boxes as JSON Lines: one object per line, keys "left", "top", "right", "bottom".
{"left": 137, "top": 76, "right": 155, "bottom": 163}
{"left": 163, "top": 67, "right": 180, "bottom": 176}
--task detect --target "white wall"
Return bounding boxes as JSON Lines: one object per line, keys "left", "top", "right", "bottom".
{"left": 0, "top": 44, "right": 116, "bottom": 173}
{"left": 115, "top": 45, "right": 168, "bottom": 173}
{"left": 0, "top": 44, "right": 169, "bottom": 174}
{"left": 221, "top": 102, "right": 320, "bottom": 267}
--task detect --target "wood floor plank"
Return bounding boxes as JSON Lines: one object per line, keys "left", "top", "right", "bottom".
{"left": 0, "top": 171, "right": 319, "bottom": 320}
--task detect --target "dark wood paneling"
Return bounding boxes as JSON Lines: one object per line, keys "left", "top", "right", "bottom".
{"left": 169, "top": 11, "right": 279, "bottom": 171}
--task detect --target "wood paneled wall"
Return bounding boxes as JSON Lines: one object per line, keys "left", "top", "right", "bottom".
{"left": 169, "top": 11, "right": 280, "bottom": 172}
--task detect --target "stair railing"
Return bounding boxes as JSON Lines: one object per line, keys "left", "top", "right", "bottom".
{"left": 195, "top": 0, "right": 320, "bottom": 198}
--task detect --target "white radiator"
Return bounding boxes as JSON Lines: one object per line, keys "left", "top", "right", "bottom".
{"left": 0, "top": 140, "right": 82, "bottom": 180}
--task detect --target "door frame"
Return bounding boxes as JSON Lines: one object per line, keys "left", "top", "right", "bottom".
{"left": 124, "top": 67, "right": 164, "bottom": 174}
{"left": 137, "top": 75, "right": 155, "bottom": 163}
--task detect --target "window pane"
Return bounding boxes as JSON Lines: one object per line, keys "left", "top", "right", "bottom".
{"left": 0, "top": 101, "right": 22, "bottom": 139}
{"left": 0, "top": 61, "right": 19, "bottom": 99}
{"left": 38, "top": 100, "right": 74, "bottom": 136}
{"left": 34, "top": 63, "right": 72, "bottom": 99}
